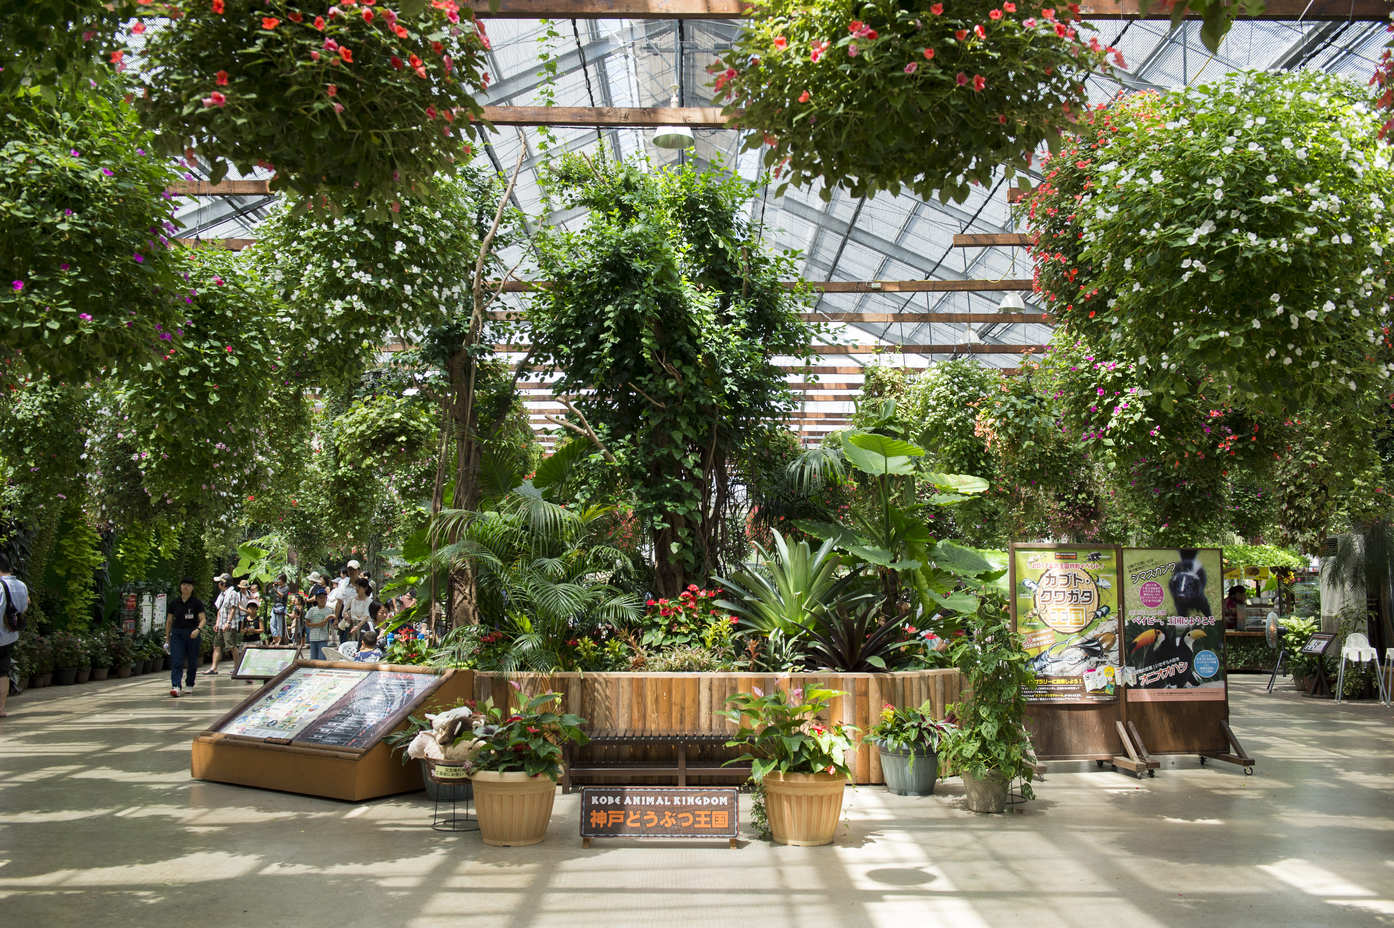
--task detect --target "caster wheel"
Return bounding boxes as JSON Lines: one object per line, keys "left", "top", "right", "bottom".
{"left": 1110, "top": 764, "right": 1118, "bottom": 773}
{"left": 1244, "top": 767, "right": 1254, "bottom": 777}
{"left": 1198, "top": 756, "right": 1207, "bottom": 766}
{"left": 1148, "top": 769, "right": 1156, "bottom": 778}
{"left": 1096, "top": 760, "right": 1105, "bottom": 769}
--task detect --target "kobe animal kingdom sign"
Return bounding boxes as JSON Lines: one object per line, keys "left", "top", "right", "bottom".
{"left": 579, "top": 787, "right": 739, "bottom": 847}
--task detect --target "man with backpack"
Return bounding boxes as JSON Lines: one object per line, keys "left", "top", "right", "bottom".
{"left": 0, "top": 553, "right": 30, "bottom": 719}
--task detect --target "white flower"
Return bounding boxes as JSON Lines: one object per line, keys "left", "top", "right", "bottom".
{"left": 1265, "top": 173, "right": 1278, "bottom": 184}
{"left": 1305, "top": 309, "right": 1319, "bottom": 320}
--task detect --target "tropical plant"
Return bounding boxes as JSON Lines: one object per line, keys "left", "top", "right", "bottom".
{"left": 714, "top": 531, "right": 871, "bottom": 639}
{"left": 0, "top": 80, "right": 182, "bottom": 385}
{"left": 0, "top": 1, "right": 135, "bottom": 96}
{"left": 87, "top": 630, "right": 113, "bottom": 670}
{"left": 430, "top": 486, "right": 643, "bottom": 672}
{"left": 134, "top": 0, "right": 492, "bottom": 200}
{"left": 640, "top": 585, "right": 729, "bottom": 651}
{"left": 802, "top": 600, "right": 916, "bottom": 672}
{"left": 722, "top": 686, "right": 858, "bottom": 781}
{"left": 1281, "top": 615, "right": 1323, "bottom": 681}
{"left": 530, "top": 155, "right": 815, "bottom": 597}
{"left": 1020, "top": 72, "right": 1394, "bottom": 424}
{"left": 109, "top": 631, "right": 135, "bottom": 670}
{"left": 938, "top": 595, "right": 1037, "bottom": 797}
{"left": 468, "top": 691, "right": 588, "bottom": 781}
{"left": 50, "top": 630, "right": 87, "bottom": 670}
{"left": 865, "top": 699, "right": 956, "bottom": 754}
{"left": 714, "top": 0, "right": 1118, "bottom": 202}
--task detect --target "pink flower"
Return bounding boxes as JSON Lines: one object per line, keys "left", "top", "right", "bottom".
{"left": 904, "top": 61, "right": 918, "bottom": 74}
{"left": 956, "top": 71, "right": 969, "bottom": 85}
{"left": 989, "top": 9, "right": 1002, "bottom": 20}
{"left": 848, "top": 43, "right": 859, "bottom": 57}
{"left": 923, "top": 47, "right": 935, "bottom": 59}
{"left": 798, "top": 89, "right": 810, "bottom": 102}
{"left": 202, "top": 91, "right": 227, "bottom": 107}
{"left": 973, "top": 74, "right": 986, "bottom": 91}
{"left": 810, "top": 40, "right": 830, "bottom": 62}
{"left": 931, "top": 2, "right": 943, "bottom": 13}
{"left": 974, "top": 24, "right": 986, "bottom": 38}
{"left": 11, "top": 280, "right": 23, "bottom": 291}
{"left": 752, "top": 685, "right": 763, "bottom": 697}
{"left": 79, "top": 313, "right": 92, "bottom": 321}
{"left": 773, "top": 35, "right": 787, "bottom": 50}
{"left": 1005, "top": 1, "right": 1017, "bottom": 9}
{"left": 955, "top": 29, "right": 968, "bottom": 40}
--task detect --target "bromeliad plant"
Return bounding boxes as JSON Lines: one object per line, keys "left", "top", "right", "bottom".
{"left": 722, "top": 686, "right": 858, "bottom": 781}
{"left": 135, "top": 0, "right": 493, "bottom": 201}
{"left": 713, "top": 0, "right": 1119, "bottom": 202}
{"left": 469, "top": 691, "right": 588, "bottom": 781}
{"left": 865, "top": 698, "right": 955, "bottom": 754}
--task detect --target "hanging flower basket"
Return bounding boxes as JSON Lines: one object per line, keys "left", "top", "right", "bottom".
{"left": 713, "top": 0, "right": 1119, "bottom": 203}
{"left": 135, "top": 0, "right": 494, "bottom": 202}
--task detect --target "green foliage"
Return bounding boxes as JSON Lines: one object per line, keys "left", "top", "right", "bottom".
{"left": 938, "top": 595, "right": 1036, "bottom": 797}
{"left": 0, "top": 81, "right": 182, "bottom": 383}
{"left": 1135, "top": 0, "right": 1264, "bottom": 54}
{"left": 50, "top": 630, "right": 87, "bottom": 669}
{"left": 0, "top": 1, "right": 134, "bottom": 96}
{"left": 866, "top": 699, "right": 956, "bottom": 753}
{"left": 802, "top": 600, "right": 917, "bottom": 672}
{"left": 468, "top": 691, "right": 588, "bottom": 781}
{"left": 716, "top": 0, "right": 1116, "bottom": 202}
{"left": 721, "top": 686, "right": 858, "bottom": 781}
{"left": 0, "top": 380, "right": 89, "bottom": 529}
{"left": 646, "top": 645, "right": 740, "bottom": 672}
{"left": 640, "top": 585, "right": 729, "bottom": 651}
{"left": 1225, "top": 634, "right": 1274, "bottom": 672}
{"left": 1021, "top": 73, "right": 1394, "bottom": 424}
{"left": 135, "top": 1, "right": 492, "bottom": 201}
{"left": 714, "top": 531, "right": 869, "bottom": 639}
{"left": 1281, "top": 615, "right": 1323, "bottom": 680}
{"left": 1222, "top": 544, "right": 1307, "bottom": 571}
{"left": 38, "top": 507, "right": 104, "bottom": 631}
{"left": 13, "top": 634, "right": 54, "bottom": 676}
{"left": 108, "top": 630, "right": 136, "bottom": 670}
{"left": 531, "top": 156, "right": 814, "bottom": 594}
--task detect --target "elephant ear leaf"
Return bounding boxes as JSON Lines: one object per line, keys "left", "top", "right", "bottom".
{"left": 842, "top": 431, "right": 925, "bottom": 476}
{"left": 925, "top": 472, "right": 989, "bottom": 496}
{"left": 927, "top": 589, "right": 981, "bottom": 614}
{"left": 932, "top": 539, "right": 995, "bottom": 576}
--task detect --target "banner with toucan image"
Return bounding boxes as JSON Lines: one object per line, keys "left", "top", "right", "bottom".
{"left": 1011, "top": 545, "right": 1122, "bottom": 704}
{"left": 1121, "top": 548, "right": 1226, "bottom": 702}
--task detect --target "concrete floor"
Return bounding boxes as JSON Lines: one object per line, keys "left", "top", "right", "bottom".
{"left": 1, "top": 674, "right": 1391, "bottom": 928}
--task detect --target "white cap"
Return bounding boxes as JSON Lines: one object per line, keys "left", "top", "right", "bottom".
{"left": 346, "top": 559, "right": 361, "bottom": 570}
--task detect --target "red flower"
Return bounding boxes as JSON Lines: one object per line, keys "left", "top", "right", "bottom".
{"left": 339, "top": 46, "right": 353, "bottom": 63}
{"left": 261, "top": 17, "right": 280, "bottom": 30}
{"left": 923, "top": 47, "right": 935, "bottom": 59}
{"left": 288, "top": 11, "right": 303, "bottom": 21}
{"left": 202, "top": 91, "right": 227, "bottom": 107}
{"left": 326, "top": 84, "right": 337, "bottom": 97}
{"left": 211, "top": 0, "right": 223, "bottom": 12}
{"left": 1042, "top": 7, "right": 1056, "bottom": 18}
{"left": 646, "top": 599, "right": 656, "bottom": 606}
{"left": 394, "top": 24, "right": 409, "bottom": 38}
{"left": 1004, "top": 1, "right": 1017, "bottom": 9}
{"left": 131, "top": 22, "right": 145, "bottom": 34}
{"left": 973, "top": 74, "right": 986, "bottom": 91}
{"left": 798, "top": 89, "right": 810, "bottom": 102}
{"left": 432, "top": 40, "right": 444, "bottom": 54}
{"left": 989, "top": 8, "right": 1002, "bottom": 19}
{"left": 956, "top": 71, "right": 969, "bottom": 85}
{"left": 314, "top": 15, "right": 325, "bottom": 29}
{"left": 930, "top": 2, "right": 943, "bottom": 12}
{"left": 773, "top": 35, "right": 787, "bottom": 50}
{"left": 974, "top": 24, "right": 986, "bottom": 38}
{"left": 955, "top": 29, "right": 968, "bottom": 41}
{"left": 390, "top": 55, "right": 403, "bottom": 70}
{"left": 110, "top": 49, "right": 124, "bottom": 64}
{"left": 363, "top": 9, "right": 374, "bottom": 22}
{"left": 215, "top": 70, "right": 228, "bottom": 86}
{"left": 425, "top": 104, "right": 436, "bottom": 119}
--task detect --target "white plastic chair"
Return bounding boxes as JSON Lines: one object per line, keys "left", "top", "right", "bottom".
{"left": 336, "top": 640, "right": 359, "bottom": 661}
{"left": 1335, "top": 633, "right": 1389, "bottom": 705}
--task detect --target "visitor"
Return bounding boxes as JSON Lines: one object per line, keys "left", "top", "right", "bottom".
{"left": 1223, "top": 585, "right": 1247, "bottom": 630}
{"left": 286, "top": 590, "right": 305, "bottom": 647}
{"left": 303, "top": 586, "right": 333, "bottom": 661}
{"left": 352, "top": 629, "right": 384, "bottom": 663}
{"left": 0, "top": 552, "right": 30, "bottom": 719}
{"left": 242, "top": 599, "right": 265, "bottom": 645}
{"left": 270, "top": 574, "right": 289, "bottom": 645}
{"left": 163, "top": 577, "right": 206, "bottom": 697}
{"left": 205, "top": 576, "right": 243, "bottom": 675}
{"left": 338, "top": 577, "right": 373, "bottom": 642}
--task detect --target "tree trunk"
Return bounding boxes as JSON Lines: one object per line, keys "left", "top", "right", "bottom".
{"left": 446, "top": 347, "right": 486, "bottom": 628}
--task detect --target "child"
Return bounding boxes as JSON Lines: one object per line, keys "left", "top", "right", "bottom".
{"left": 242, "top": 600, "right": 266, "bottom": 645}
{"left": 303, "top": 586, "right": 333, "bottom": 661}
{"left": 352, "top": 629, "right": 384, "bottom": 663}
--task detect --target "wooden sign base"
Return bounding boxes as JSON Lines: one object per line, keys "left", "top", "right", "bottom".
{"left": 1109, "top": 720, "right": 1159, "bottom": 778}
{"left": 1198, "top": 721, "right": 1255, "bottom": 775}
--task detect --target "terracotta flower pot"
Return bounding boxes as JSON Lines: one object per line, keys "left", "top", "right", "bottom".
{"left": 114, "top": 665, "right": 132, "bottom": 679}
{"left": 90, "top": 667, "right": 109, "bottom": 681}
{"left": 762, "top": 772, "right": 846, "bottom": 846}
{"left": 961, "top": 771, "right": 1009, "bottom": 813}
{"left": 470, "top": 770, "right": 558, "bottom": 847}
{"left": 74, "top": 669, "right": 91, "bottom": 684}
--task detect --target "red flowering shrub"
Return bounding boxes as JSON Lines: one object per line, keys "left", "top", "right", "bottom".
{"left": 135, "top": 0, "right": 492, "bottom": 202}
{"left": 641, "top": 585, "right": 730, "bottom": 650}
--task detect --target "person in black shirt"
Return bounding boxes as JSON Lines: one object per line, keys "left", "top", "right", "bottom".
{"left": 164, "top": 577, "right": 206, "bottom": 698}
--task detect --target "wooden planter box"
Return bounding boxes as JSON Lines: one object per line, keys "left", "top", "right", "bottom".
{"left": 470, "top": 669, "right": 963, "bottom": 785}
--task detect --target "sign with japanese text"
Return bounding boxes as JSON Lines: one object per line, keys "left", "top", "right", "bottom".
{"left": 1121, "top": 548, "right": 1226, "bottom": 702}
{"left": 1012, "top": 545, "right": 1122, "bottom": 704}
{"left": 580, "top": 787, "right": 738, "bottom": 840}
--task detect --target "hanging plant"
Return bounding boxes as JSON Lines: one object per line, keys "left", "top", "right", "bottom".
{"left": 135, "top": 0, "right": 493, "bottom": 201}
{"left": 713, "top": 0, "right": 1119, "bottom": 202}
{"left": 0, "top": 82, "right": 183, "bottom": 384}
{"left": 0, "top": 1, "right": 134, "bottom": 96}
{"left": 1020, "top": 71, "right": 1394, "bottom": 422}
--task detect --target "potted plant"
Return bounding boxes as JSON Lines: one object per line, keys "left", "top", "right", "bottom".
{"left": 939, "top": 596, "right": 1037, "bottom": 813}
{"left": 722, "top": 686, "right": 857, "bottom": 846}
{"left": 1282, "top": 616, "right": 1322, "bottom": 694}
{"left": 51, "top": 631, "right": 86, "bottom": 685}
{"left": 385, "top": 701, "right": 476, "bottom": 804}
{"left": 27, "top": 636, "right": 54, "bottom": 687}
{"left": 467, "top": 690, "right": 588, "bottom": 847}
{"left": 73, "top": 634, "right": 93, "bottom": 684}
{"left": 89, "top": 631, "right": 113, "bottom": 681}
{"left": 866, "top": 699, "right": 955, "bottom": 796}
{"left": 110, "top": 631, "right": 136, "bottom": 678}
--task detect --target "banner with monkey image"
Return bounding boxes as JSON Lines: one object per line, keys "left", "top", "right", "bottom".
{"left": 1121, "top": 548, "right": 1226, "bottom": 702}
{"left": 1011, "top": 546, "right": 1122, "bottom": 704}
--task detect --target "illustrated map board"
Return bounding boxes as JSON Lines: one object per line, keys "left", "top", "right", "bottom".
{"left": 232, "top": 646, "right": 301, "bottom": 681}
{"left": 192, "top": 662, "right": 473, "bottom": 801}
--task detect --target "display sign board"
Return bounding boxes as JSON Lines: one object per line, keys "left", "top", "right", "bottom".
{"left": 580, "top": 787, "right": 739, "bottom": 841}
{"left": 232, "top": 646, "right": 300, "bottom": 681}
{"left": 1121, "top": 548, "right": 1226, "bottom": 703}
{"left": 215, "top": 665, "right": 443, "bottom": 751}
{"left": 1301, "top": 632, "right": 1336, "bottom": 656}
{"left": 1012, "top": 545, "right": 1122, "bottom": 703}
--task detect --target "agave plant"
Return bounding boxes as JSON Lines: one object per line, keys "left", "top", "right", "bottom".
{"left": 803, "top": 601, "right": 914, "bottom": 673}
{"left": 713, "top": 530, "right": 873, "bottom": 639}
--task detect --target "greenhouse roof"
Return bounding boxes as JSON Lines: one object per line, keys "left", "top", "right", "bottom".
{"left": 172, "top": 12, "right": 1392, "bottom": 441}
